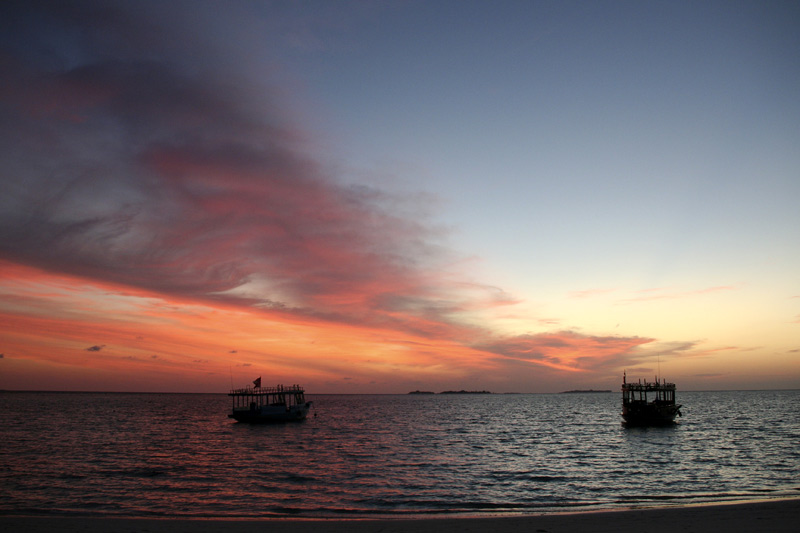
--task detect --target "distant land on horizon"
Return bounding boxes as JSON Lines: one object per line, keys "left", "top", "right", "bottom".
{"left": 408, "top": 390, "right": 493, "bottom": 395}
{"left": 4, "top": 387, "right": 799, "bottom": 395}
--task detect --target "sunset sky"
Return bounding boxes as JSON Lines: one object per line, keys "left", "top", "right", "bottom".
{"left": 1, "top": 0, "right": 798, "bottom": 393}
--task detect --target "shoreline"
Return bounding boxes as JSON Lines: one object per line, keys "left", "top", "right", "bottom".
{"left": 3, "top": 498, "right": 799, "bottom": 532}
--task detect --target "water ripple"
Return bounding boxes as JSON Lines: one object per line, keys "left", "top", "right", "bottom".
{"left": 1, "top": 390, "right": 798, "bottom": 517}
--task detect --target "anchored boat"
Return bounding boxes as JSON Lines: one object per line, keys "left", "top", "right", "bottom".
{"left": 228, "top": 378, "right": 312, "bottom": 423}
{"left": 621, "top": 372, "right": 682, "bottom": 426}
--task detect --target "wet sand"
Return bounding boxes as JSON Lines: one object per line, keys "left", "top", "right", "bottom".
{"left": 2, "top": 498, "right": 798, "bottom": 533}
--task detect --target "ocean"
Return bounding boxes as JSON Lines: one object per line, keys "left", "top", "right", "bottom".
{"left": 1, "top": 390, "right": 798, "bottom": 518}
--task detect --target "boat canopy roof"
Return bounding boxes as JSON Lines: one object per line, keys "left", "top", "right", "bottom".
{"left": 228, "top": 384, "right": 305, "bottom": 397}
{"left": 622, "top": 380, "right": 676, "bottom": 392}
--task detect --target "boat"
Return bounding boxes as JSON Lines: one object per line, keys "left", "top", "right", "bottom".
{"left": 228, "top": 378, "right": 312, "bottom": 423}
{"left": 621, "top": 371, "right": 682, "bottom": 426}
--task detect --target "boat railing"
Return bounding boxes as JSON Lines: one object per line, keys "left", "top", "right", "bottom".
{"left": 622, "top": 381, "right": 675, "bottom": 392}
{"left": 228, "top": 384, "right": 305, "bottom": 395}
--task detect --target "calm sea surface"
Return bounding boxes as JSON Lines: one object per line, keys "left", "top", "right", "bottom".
{"left": 1, "top": 391, "right": 798, "bottom": 517}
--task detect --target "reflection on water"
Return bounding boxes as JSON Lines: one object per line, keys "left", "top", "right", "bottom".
{"left": 1, "top": 390, "right": 798, "bottom": 517}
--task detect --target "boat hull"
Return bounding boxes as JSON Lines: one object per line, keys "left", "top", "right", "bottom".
{"left": 622, "top": 403, "right": 681, "bottom": 426}
{"left": 229, "top": 402, "right": 312, "bottom": 423}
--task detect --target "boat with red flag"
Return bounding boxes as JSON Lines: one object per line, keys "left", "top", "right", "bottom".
{"left": 228, "top": 377, "right": 312, "bottom": 423}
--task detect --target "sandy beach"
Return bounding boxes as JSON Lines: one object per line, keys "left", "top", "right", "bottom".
{"left": 3, "top": 498, "right": 798, "bottom": 533}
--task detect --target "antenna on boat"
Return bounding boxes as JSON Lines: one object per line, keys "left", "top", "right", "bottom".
{"left": 657, "top": 353, "right": 661, "bottom": 382}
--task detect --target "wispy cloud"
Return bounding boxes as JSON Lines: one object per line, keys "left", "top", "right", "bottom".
{"left": 0, "top": 1, "right": 477, "bottom": 339}
{"left": 568, "top": 285, "right": 739, "bottom": 305}
{"left": 474, "top": 331, "right": 654, "bottom": 372}
{"left": 568, "top": 288, "right": 618, "bottom": 299}
{"left": 617, "top": 286, "right": 738, "bottom": 305}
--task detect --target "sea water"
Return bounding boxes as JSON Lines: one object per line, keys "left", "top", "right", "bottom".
{"left": 1, "top": 390, "right": 798, "bottom": 517}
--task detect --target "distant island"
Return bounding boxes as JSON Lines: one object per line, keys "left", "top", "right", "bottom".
{"left": 408, "top": 390, "right": 493, "bottom": 395}
{"left": 561, "top": 389, "right": 612, "bottom": 394}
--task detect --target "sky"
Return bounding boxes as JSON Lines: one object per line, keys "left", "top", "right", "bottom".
{"left": 1, "top": 0, "right": 798, "bottom": 393}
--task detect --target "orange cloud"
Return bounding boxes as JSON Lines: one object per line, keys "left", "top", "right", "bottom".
{"left": 473, "top": 331, "right": 654, "bottom": 373}
{"left": 0, "top": 260, "right": 661, "bottom": 392}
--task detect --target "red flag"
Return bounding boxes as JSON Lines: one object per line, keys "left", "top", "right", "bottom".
{"left": 253, "top": 377, "right": 261, "bottom": 388}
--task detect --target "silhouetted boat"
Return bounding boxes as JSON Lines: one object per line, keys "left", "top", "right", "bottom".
{"left": 228, "top": 378, "right": 312, "bottom": 423}
{"left": 621, "top": 372, "right": 682, "bottom": 426}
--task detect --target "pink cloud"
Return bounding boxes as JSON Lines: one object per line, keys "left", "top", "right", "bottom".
{"left": 473, "top": 331, "right": 655, "bottom": 372}
{"left": 0, "top": 3, "right": 466, "bottom": 339}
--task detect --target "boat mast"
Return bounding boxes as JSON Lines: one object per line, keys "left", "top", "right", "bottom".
{"left": 657, "top": 353, "right": 661, "bottom": 382}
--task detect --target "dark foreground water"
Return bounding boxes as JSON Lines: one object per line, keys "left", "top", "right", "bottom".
{"left": 1, "top": 391, "right": 798, "bottom": 518}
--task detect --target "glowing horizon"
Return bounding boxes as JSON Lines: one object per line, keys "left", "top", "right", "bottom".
{"left": 2, "top": 258, "right": 795, "bottom": 393}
